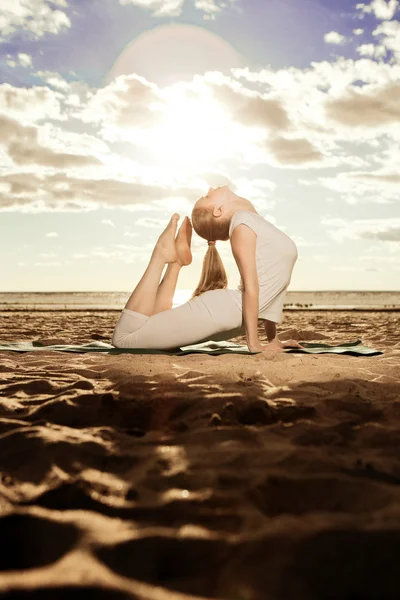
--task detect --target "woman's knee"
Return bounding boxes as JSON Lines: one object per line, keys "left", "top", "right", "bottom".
{"left": 111, "top": 326, "right": 125, "bottom": 348}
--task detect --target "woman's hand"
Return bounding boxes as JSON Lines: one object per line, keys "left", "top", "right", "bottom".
{"left": 272, "top": 338, "right": 305, "bottom": 349}
{"left": 248, "top": 339, "right": 305, "bottom": 353}
{"left": 248, "top": 341, "right": 284, "bottom": 354}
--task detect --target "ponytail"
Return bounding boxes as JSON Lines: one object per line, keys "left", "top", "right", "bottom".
{"left": 191, "top": 244, "right": 228, "bottom": 299}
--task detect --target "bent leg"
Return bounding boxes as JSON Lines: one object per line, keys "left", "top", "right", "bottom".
{"left": 112, "top": 289, "right": 244, "bottom": 350}
{"left": 124, "top": 213, "right": 180, "bottom": 316}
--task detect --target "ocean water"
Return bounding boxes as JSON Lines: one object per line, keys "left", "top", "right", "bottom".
{"left": 0, "top": 290, "right": 399, "bottom": 310}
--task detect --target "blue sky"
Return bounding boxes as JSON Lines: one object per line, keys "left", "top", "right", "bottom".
{"left": 0, "top": 0, "right": 399, "bottom": 293}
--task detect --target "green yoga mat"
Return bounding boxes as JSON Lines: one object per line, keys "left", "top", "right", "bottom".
{"left": 0, "top": 339, "right": 382, "bottom": 356}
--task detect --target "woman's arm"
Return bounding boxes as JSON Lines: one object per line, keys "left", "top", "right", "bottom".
{"left": 264, "top": 319, "right": 277, "bottom": 342}
{"left": 230, "top": 230, "right": 304, "bottom": 354}
{"left": 230, "top": 224, "right": 261, "bottom": 351}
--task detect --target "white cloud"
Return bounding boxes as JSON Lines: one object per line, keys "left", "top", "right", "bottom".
{"left": 354, "top": 28, "right": 365, "bottom": 35}
{"left": 7, "top": 53, "right": 33, "bottom": 68}
{"left": 0, "top": 0, "right": 71, "bottom": 40}
{"left": 0, "top": 171, "right": 201, "bottom": 213}
{"left": 0, "top": 115, "right": 102, "bottom": 169}
{"left": 135, "top": 217, "right": 169, "bottom": 228}
{"left": 373, "top": 19, "right": 400, "bottom": 62}
{"left": 119, "top": 0, "right": 184, "bottom": 17}
{"left": 356, "top": 42, "right": 387, "bottom": 58}
{"left": 36, "top": 70, "right": 69, "bottom": 91}
{"left": 77, "top": 74, "right": 165, "bottom": 137}
{"left": 356, "top": 0, "right": 399, "bottom": 20}
{"left": 316, "top": 167, "right": 400, "bottom": 204}
{"left": 101, "top": 219, "right": 116, "bottom": 227}
{"left": 34, "top": 261, "right": 63, "bottom": 267}
{"left": 18, "top": 53, "right": 32, "bottom": 67}
{"left": 0, "top": 83, "right": 64, "bottom": 122}
{"left": 46, "top": 232, "right": 58, "bottom": 237}
{"left": 118, "top": 0, "right": 237, "bottom": 18}
{"left": 322, "top": 216, "right": 400, "bottom": 243}
{"left": 324, "top": 31, "right": 346, "bottom": 45}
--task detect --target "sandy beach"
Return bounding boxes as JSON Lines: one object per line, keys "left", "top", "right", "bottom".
{"left": 0, "top": 309, "right": 399, "bottom": 599}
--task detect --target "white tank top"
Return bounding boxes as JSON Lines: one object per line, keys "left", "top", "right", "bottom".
{"left": 228, "top": 210, "right": 298, "bottom": 323}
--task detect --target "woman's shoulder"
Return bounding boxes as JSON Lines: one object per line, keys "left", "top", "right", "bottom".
{"left": 229, "top": 210, "right": 261, "bottom": 237}
{"left": 230, "top": 209, "right": 260, "bottom": 223}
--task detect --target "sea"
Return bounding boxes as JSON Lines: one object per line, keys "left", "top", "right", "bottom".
{"left": 0, "top": 291, "right": 399, "bottom": 311}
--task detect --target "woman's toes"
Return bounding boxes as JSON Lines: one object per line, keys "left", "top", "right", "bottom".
{"left": 176, "top": 216, "right": 193, "bottom": 266}
{"left": 171, "top": 213, "right": 180, "bottom": 223}
{"left": 154, "top": 214, "right": 180, "bottom": 263}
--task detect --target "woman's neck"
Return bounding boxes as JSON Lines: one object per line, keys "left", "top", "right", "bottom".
{"left": 228, "top": 196, "right": 258, "bottom": 218}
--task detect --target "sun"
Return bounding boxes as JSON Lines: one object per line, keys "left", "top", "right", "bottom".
{"left": 106, "top": 24, "right": 248, "bottom": 170}
{"left": 141, "top": 87, "right": 239, "bottom": 168}
{"left": 107, "top": 23, "right": 247, "bottom": 87}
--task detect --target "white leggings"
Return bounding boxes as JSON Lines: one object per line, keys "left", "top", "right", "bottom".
{"left": 112, "top": 289, "right": 246, "bottom": 350}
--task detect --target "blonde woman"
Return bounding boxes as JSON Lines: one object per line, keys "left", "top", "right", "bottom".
{"left": 112, "top": 185, "right": 303, "bottom": 354}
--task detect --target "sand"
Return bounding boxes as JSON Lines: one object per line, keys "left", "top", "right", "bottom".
{"left": 0, "top": 309, "right": 399, "bottom": 599}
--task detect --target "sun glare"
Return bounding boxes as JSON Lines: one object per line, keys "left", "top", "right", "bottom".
{"left": 130, "top": 90, "right": 241, "bottom": 170}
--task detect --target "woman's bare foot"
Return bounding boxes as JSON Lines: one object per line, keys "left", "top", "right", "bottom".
{"left": 175, "top": 216, "right": 192, "bottom": 266}
{"left": 153, "top": 213, "right": 180, "bottom": 263}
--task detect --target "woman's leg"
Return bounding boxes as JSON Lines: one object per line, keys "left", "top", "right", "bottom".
{"left": 124, "top": 213, "right": 179, "bottom": 316}
{"left": 152, "top": 217, "right": 192, "bottom": 314}
{"left": 124, "top": 214, "right": 192, "bottom": 316}
{"left": 113, "top": 289, "right": 244, "bottom": 350}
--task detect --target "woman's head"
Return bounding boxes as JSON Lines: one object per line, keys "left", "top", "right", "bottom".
{"left": 191, "top": 185, "right": 233, "bottom": 243}
{"left": 190, "top": 185, "right": 233, "bottom": 299}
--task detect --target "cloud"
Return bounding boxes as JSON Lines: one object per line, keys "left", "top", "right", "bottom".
{"left": 315, "top": 167, "right": 400, "bottom": 204}
{"left": 208, "top": 80, "right": 291, "bottom": 130}
{"left": 194, "top": 0, "right": 240, "bottom": 20}
{"left": 0, "top": 114, "right": 102, "bottom": 168}
{"left": 34, "top": 261, "right": 63, "bottom": 267}
{"left": 119, "top": 0, "right": 184, "bottom": 17}
{"left": 267, "top": 135, "right": 325, "bottom": 166}
{"left": 324, "top": 81, "right": 400, "bottom": 128}
{"left": 322, "top": 216, "right": 400, "bottom": 243}
{"left": 6, "top": 53, "right": 33, "bottom": 68}
{"left": 373, "top": 19, "right": 400, "bottom": 62}
{"left": 354, "top": 28, "right": 365, "bottom": 35}
{"left": 118, "top": 0, "right": 237, "bottom": 19}
{"left": 356, "top": 42, "right": 387, "bottom": 58}
{"left": 324, "top": 31, "right": 346, "bottom": 45}
{"left": 356, "top": 0, "right": 399, "bottom": 20}
{"left": 0, "top": 171, "right": 201, "bottom": 212}
{"left": 0, "top": 0, "right": 71, "bottom": 40}
{"left": 101, "top": 219, "right": 116, "bottom": 227}
{"left": 135, "top": 217, "right": 169, "bottom": 228}
{"left": 78, "top": 74, "right": 165, "bottom": 137}
{"left": 0, "top": 83, "right": 63, "bottom": 122}
{"left": 45, "top": 232, "right": 58, "bottom": 237}
{"left": 36, "top": 71, "right": 69, "bottom": 91}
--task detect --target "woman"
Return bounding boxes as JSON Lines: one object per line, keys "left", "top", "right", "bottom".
{"left": 112, "top": 185, "right": 303, "bottom": 354}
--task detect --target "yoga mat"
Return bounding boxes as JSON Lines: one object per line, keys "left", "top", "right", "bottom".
{"left": 0, "top": 340, "right": 383, "bottom": 356}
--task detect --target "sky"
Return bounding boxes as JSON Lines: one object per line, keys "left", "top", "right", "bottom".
{"left": 0, "top": 0, "right": 399, "bottom": 293}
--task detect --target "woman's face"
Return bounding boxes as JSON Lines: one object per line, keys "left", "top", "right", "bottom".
{"left": 195, "top": 185, "right": 229, "bottom": 210}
